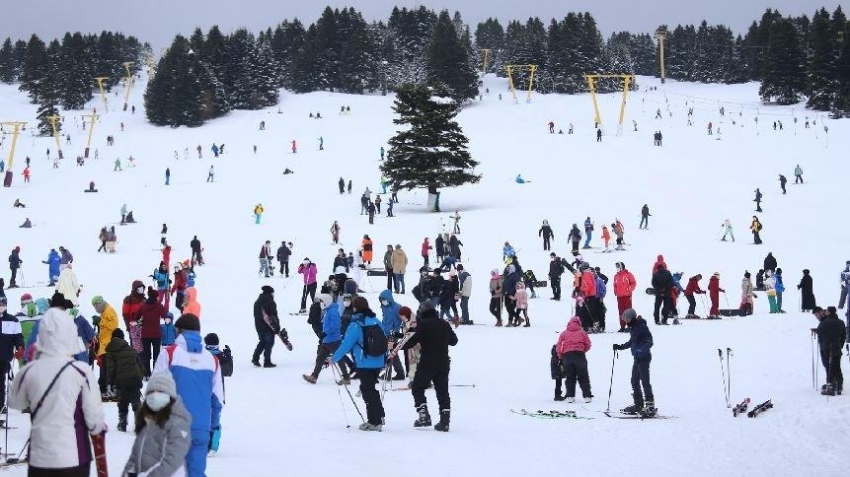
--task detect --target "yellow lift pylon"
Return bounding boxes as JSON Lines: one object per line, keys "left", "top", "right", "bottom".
{"left": 505, "top": 65, "right": 538, "bottom": 104}
{"left": 122, "top": 62, "right": 134, "bottom": 111}
{"left": 81, "top": 112, "right": 100, "bottom": 158}
{"left": 46, "top": 114, "right": 63, "bottom": 154}
{"left": 0, "top": 121, "right": 27, "bottom": 187}
{"left": 94, "top": 77, "right": 110, "bottom": 109}
{"left": 480, "top": 49, "right": 491, "bottom": 73}
{"left": 584, "top": 74, "right": 634, "bottom": 134}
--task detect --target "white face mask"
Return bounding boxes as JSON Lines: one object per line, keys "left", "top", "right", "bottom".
{"left": 145, "top": 391, "right": 171, "bottom": 412}
{"left": 343, "top": 299, "right": 352, "bottom": 307}
{"left": 380, "top": 300, "right": 389, "bottom": 307}
{"left": 136, "top": 287, "right": 145, "bottom": 294}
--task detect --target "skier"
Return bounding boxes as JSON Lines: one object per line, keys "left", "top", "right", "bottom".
{"left": 254, "top": 204, "right": 264, "bottom": 225}
{"left": 683, "top": 275, "right": 706, "bottom": 318}
{"left": 8, "top": 246, "right": 22, "bottom": 288}
{"left": 613, "top": 220, "right": 626, "bottom": 250}
{"left": 347, "top": 180, "right": 352, "bottom": 194}
{"left": 318, "top": 137, "right": 324, "bottom": 151}
{"left": 707, "top": 121, "right": 713, "bottom": 135}
{"left": 639, "top": 204, "right": 650, "bottom": 229}
{"left": 568, "top": 224, "right": 582, "bottom": 254}
{"left": 258, "top": 241, "right": 273, "bottom": 278}
{"left": 613, "top": 309, "right": 656, "bottom": 417}
{"left": 812, "top": 306, "right": 846, "bottom": 395}
{"left": 303, "top": 294, "right": 350, "bottom": 384}
{"left": 651, "top": 260, "right": 674, "bottom": 325}
{"left": 298, "top": 258, "right": 318, "bottom": 313}
{"left": 291, "top": 140, "right": 297, "bottom": 154}
{"left": 601, "top": 224, "right": 611, "bottom": 250}
{"left": 799, "top": 269, "right": 816, "bottom": 312}
{"left": 450, "top": 210, "right": 461, "bottom": 234}
{"left": 720, "top": 219, "right": 735, "bottom": 242}
{"left": 338, "top": 177, "right": 345, "bottom": 194}
{"left": 190, "top": 236, "right": 204, "bottom": 266}
{"left": 402, "top": 300, "right": 458, "bottom": 432}
{"left": 707, "top": 273, "right": 724, "bottom": 318}
{"left": 740, "top": 271, "right": 755, "bottom": 315}
{"left": 794, "top": 164, "right": 804, "bottom": 184}
{"left": 207, "top": 165, "right": 214, "bottom": 183}
{"left": 165, "top": 168, "right": 170, "bottom": 186}
{"left": 750, "top": 216, "right": 763, "bottom": 244}
{"left": 539, "top": 220, "right": 554, "bottom": 251}
{"left": 779, "top": 174, "right": 787, "bottom": 194}
{"left": 555, "top": 316, "right": 593, "bottom": 403}
{"left": 330, "top": 221, "right": 340, "bottom": 244}
{"left": 613, "top": 262, "right": 636, "bottom": 331}
{"left": 331, "top": 296, "right": 386, "bottom": 431}
{"left": 276, "top": 241, "right": 292, "bottom": 278}
{"left": 583, "top": 217, "right": 593, "bottom": 249}
{"left": 754, "top": 188, "right": 763, "bottom": 212}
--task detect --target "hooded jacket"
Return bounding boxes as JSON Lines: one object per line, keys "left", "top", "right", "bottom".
{"left": 708, "top": 276, "right": 722, "bottom": 297}
{"left": 122, "top": 280, "right": 146, "bottom": 329}
{"left": 620, "top": 317, "right": 653, "bottom": 358}
{"left": 613, "top": 268, "right": 636, "bottom": 297}
{"left": 402, "top": 308, "right": 458, "bottom": 362}
{"left": 254, "top": 290, "right": 277, "bottom": 334}
{"left": 105, "top": 337, "right": 143, "bottom": 388}
{"left": 556, "top": 317, "right": 592, "bottom": 357}
{"left": 321, "top": 302, "right": 342, "bottom": 343}
{"left": 135, "top": 297, "right": 167, "bottom": 339}
{"left": 56, "top": 268, "right": 80, "bottom": 306}
{"left": 95, "top": 303, "right": 119, "bottom": 356}
{"left": 652, "top": 255, "right": 667, "bottom": 275}
{"left": 182, "top": 287, "right": 201, "bottom": 318}
{"left": 122, "top": 394, "right": 191, "bottom": 477}
{"left": 379, "top": 290, "right": 402, "bottom": 336}
{"left": 331, "top": 309, "right": 385, "bottom": 369}
{"left": 514, "top": 282, "right": 529, "bottom": 309}
{"left": 298, "top": 262, "right": 318, "bottom": 285}
{"left": 45, "top": 249, "right": 61, "bottom": 281}
{"left": 10, "top": 309, "right": 105, "bottom": 469}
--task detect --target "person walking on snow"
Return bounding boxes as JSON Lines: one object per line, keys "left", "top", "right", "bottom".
{"left": 794, "top": 164, "right": 803, "bottom": 184}
{"left": 721, "top": 219, "right": 735, "bottom": 242}
{"left": 613, "top": 309, "right": 656, "bottom": 417}
{"left": 813, "top": 306, "right": 845, "bottom": 395}
{"left": 338, "top": 177, "right": 345, "bottom": 194}
{"left": 613, "top": 262, "right": 636, "bottom": 331}
{"left": 254, "top": 204, "right": 264, "bottom": 225}
{"left": 639, "top": 205, "right": 650, "bottom": 230}
{"left": 583, "top": 217, "right": 593, "bottom": 249}
{"left": 555, "top": 316, "right": 593, "bottom": 403}
{"left": 568, "top": 224, "right": 582, "bottom": 254}
{"left": 539, "top": 220, "right": 554, "bottom": 251}
{"left": 207, "top": 165, "right": 214, "bottom": 183}
{"left": 779, "top": 174, "right": 787, "bottom": 194}
{"left": 165, "top": 168, "right": 171, "bottom": 186}
{"left": 754, "top": 188, "right": 763, "bottom": 212}
{"left": 298, "top": 258, "right": 318, "bottom": 313}
{"left": 330, "top": 221, "right": 340, "bottom": 244}
{"left": 291, "top": 140, "right": 297, "bottom": 154}
{"left": 601, "top": 225, "right": 611, "bottom": 250}
{"left": 707, "top": 273, "right": 724, "bottom": 318}
{"left": 750, "top": 216, "right": 763, "bottom": 244}
{"left": 799, "top": 269, "right": 816, "bottom": 312}
{"left": 258, "top": 241, "right": 273, "bottom": 278}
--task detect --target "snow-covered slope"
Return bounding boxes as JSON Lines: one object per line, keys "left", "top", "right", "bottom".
{"left": 0, "top": 73, "right": 847, "bottom": 476}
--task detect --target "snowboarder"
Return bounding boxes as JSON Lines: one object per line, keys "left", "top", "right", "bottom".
{"left": 720, "top": 219, "right": 735, "bottom": 242}
{"left": 794, "top": 164, "right": 803, "bottom": 184}
{"left": 812, "top": 306, "right": 845, "bottom": 395}
{"left": 539, "top": 220, "right": 554, "bottom": 251}
{"left": 639, "top": 205, "right": 650, "bottom": 230}
{"left": 799, "top": 269, "right": 816, "bottom": 312}
{"left": 515, "top": 174, "right": 527, "bottom": 184}
{"left": 555, "top": 316, "right": 593, "bottom": 403}
{"left": 613, "top": 309, "right": 656, "bottom": 417}
{"left": 754, "top": 188, "right": 763, "bottom": 212}
{"left": 707, "top": 273, "right": 724, "bottom": 318}
{"left": 750, "top": 216, "right": 763, "bottom": 244}
{"left": 779, "top": 174, "right": 787, "bottom": 194}
{"left": 253, "top": 286, "right": 280, "bottom": 367}
{"left": 403, "top": 300, "right": 458, "bottom": 432}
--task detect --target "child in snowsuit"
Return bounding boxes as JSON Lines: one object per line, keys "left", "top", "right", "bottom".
{"left": 513, "top": 282, "right": 530, "bottom": 327}
{"left": 105, "top": 328, "right": 143, "bottom": 432}
{"left": 522, "top": 270, "right": 538, "bottom": 299}
{"left": 551, "top": 345, "right": 565, "bottom": 401}
{"left": 556, "top": 316, "right": 593, "bottom": 403}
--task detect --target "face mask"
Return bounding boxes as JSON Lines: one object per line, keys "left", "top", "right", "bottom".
{"left": 0, "top": 306, "right": 6, "bottom": 314}
{"left": 136, "top": 287, "right": 145, "bottom": 294}
{"left": 343, "top": 299, "right": 351, "bottom": 307}
{"left": 145, "top": 391, "right": 171, "bottom": 412}
{"left": 380, "top": 299, "right": 389, "bottom": 307}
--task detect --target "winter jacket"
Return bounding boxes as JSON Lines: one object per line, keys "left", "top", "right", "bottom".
{"left": 741, "top": 278, "right": 755, "bottom": 300}
{"left": 775, "top": 273, "right": 785, "bottom": 293}
{"left": 8, "top": 249, "right": 22, "bottom": 271}
{"left": 613, "top": 270, "right": 636, "bottom": 297}
{"left": 0, "top": 311, "right": 24, "bottom": 361}
{"left": 502, "top": 271, "right": 520, "bottom": 298}
{"left": 440, "top": 278, "right": 459, "bottom": 307}
{"left": 449, "top": 236, "right": 462, "bottom": 258}
{"left": 122, "top": 397, "right": 191, "bottom": 477}
{"left": 104, "top": 337, "right": 143, "bottom": 388}
{"left": 331, "top": 309, "right": 385, "bottom": 369}
{"left": 794, "top": 165, "right": 803, "bottom": 176}
{"left": 253, "top": 291, "right": 277, "bottom": 334}
{"left": 322, "top": 303, "right": 342, "bottom": 343}
{"left": 9, "top": 309, "right": 105, "bottom": 469}
{"left": 122, "top": 280, "right": 146, "bottom": 329}
{"left": 652, "top": 255, "right": 667, "bottom": 275}
{"left": 421, "top": 240, "right": 431, "bottom": 257}
{"left": 764, "top": 254, "right": 777, "bottom": 272}
{"left": 379, "top": 290, "right": 403, "bottom": 336}
{"left": 258, "top": 244, "right": 272, "bottom": 259}
{"left": 750, "top": 219, "right": 762, "bottom": 233}
{"left": 595, "top": 276, "right": 607, "bottom": 299}
{"left": 503, "top": 245, "right": 516, "bottom": 261}
{"left": 556, "top": 317, "right": 592, "bottom": 358}
{"left": 182, "top": 287, "right": 201, "bottom": 318}
{"left": 56, "top": 268, "right": 80, "bottom": 306}
{"left": 799, "top": 273, "right": 816, "bottom": 310}
{"left": 816, "top": 312, "right": 847, "bottom": 352}
{"left": 459, "top": 271, "right": 472, "bottom": 297}
{"left": 580, "top": 271, "right": 597, "bottom": 298}
{"left": 402, "top": 308, "right": 458, "bottom": 362}
{"left": 97, "top": 304, "right": 118, "bottom": 356}
{"left": 684, "top": 277, "right": 705, "bottom": 296}
{"left": 435, "top": 235, "right": 445, "bottom": 256}
{"left": 708, "top": 276, "right": 723, "bottom": 298}
{"left": 45, "top": 250, "right": 60, "bottom": 281}
{"left": 154, "top": 331, "right": 223, "bottom": 434}
{"left": 153, "top": 268, "right": 170, "bottom": 291}
{"left": 489, "top": 277, "right": 502, "bottom": 297}
{"left": 171, "top": 270, "right": 187, "bottom": 295}
{"left": 549, "top": 259, "right": 565, "bottom": 279}
{"left": 652, "top": 267, "right": 673, "bottom": 294}
{"left": 362, "top": 238, "right": 373, "bottom": 263}
{"left": 276, "top": 244, "right": 291, "bottom": 263}
{"left": 391, "top": 249, "right": 408, "bottom": 274}
{"left": 539, "top": 225, "right": 554, "bottom": 239}
{"left": 514, "top": 283, "right": 529, "bottom": 309}
{"left": 550, "top": 345, "right": 564, "bottom": 379}
{"left": 72, "top": 314, "right": 96, "bottom": 363}
{"left": 619, "top": 317, "right": 653, "bottom": 358}
{"left": 160, "top": 321, "right": 177, "bottom": 346}
{"left": 59, "top": 249, "right": 73, "bottom": 265}
{"left": 298, "top": 263, "right": 318, "bottom": 285}
{"left": 569, "top": 226, "right": 582, "bottom": 243}
{"left": 764, "top": 274, "right": 776, "bottom": 296}
{"left": 135, "top": 299, "right": 166, "bottom": 339}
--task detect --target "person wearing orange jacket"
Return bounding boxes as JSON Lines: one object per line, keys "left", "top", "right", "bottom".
{"left": 613, "top": 262, "right": 636, "bottom": 332}
{"left": 601, "top": 225, "right": 611, "bottom": 251}
{"left": 182, "top": 287, "right": 202, "bottom": 319}
{"left": 578, "top": 263, "right": 599, "bottom": 331}
{"left": 361, "top": 235, "right": 373, "bottom": 266}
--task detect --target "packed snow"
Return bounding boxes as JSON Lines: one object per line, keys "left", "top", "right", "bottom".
{"left": 1, "top": 72, "right": 848, "bottom": 476}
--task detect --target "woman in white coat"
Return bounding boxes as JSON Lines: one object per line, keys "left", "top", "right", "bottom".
{"left": 10, "top": 305, "right": 106, "bottom": 475}
{"left": 55, "top": 263, "right": 81, "bottom": 307}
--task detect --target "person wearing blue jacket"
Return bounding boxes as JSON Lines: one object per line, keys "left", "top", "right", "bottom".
{"left": 303, "top": 294, "right": 351, "bottom": 384}
{"left": 379, "top": 290, "right": 405, "bottom": 380}
{"left": 774, "top": 268, "right": 785, "bottom": 313}
{"left": 613, "top": 309, "right": 656, "bottom": 417}
{"left": 502, "top": 242, "right": 516, "bottom": 262}
{"left": 332, "top": 297, "right": 385, "bottom": 431}
{"left": 43, "top": 249, "right": 60, "bottom": 286}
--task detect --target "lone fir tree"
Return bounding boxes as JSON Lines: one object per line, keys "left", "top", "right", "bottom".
{"left": 381, "top": 83, "right": 480, "bottom": 212}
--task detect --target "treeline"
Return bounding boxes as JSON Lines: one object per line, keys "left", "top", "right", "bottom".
{"left": 0, "top": 32, "right": 145, "bottom": 134}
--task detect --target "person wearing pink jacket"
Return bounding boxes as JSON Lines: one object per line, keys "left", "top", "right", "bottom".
{"left": 511, "top": 282, "right": 530, "bottom": 327}
{"left": 297, "top": 258, "right": 318, "bottom": 313}
{"left": 555, "top": 316, "right": 593, "bottom": 403}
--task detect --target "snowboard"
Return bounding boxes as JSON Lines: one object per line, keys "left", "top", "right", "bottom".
{"left": 366, "top": 270, "right": 388, "bottom": 277}
{"left": 718, "top": 309, "right": 743, "bottom": 317}
{"left": 262, "top": 311, "right": 293, "bottom": 350}
{"left": 511, "top": 409, "right": 593, "bottom": 420}
{"left": 91, "top": 433, "right": 108, "bottom": 477}
{"left": 645, "top": 287, "right": 656, "bottom": 295}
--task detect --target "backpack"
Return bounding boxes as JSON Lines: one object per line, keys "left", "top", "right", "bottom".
{"left": 361, "top": 323, "right": 388, "bottom": 357}
{"left": 218, "top": 345, "right": 234, "bottom": 377}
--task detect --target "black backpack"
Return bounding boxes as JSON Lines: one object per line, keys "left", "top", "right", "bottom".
{"left": 361, "top": 323, "right": 388, "bottom": 357}
{"left": 218, "top": 345, "right": 234, "bottom": 377}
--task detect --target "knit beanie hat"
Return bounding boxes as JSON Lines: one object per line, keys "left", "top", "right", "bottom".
{"left": 146, "top": 372, "right": 178, "bottom": 399}
{"left": 175, "top": 314, "right": 201, "bottom": 331}
{"left": 399, "top": 306, "right": 412, "bottom": 319}
{"left": 91, "top": 296, "right": 104, "bottom": 307}
{"left": 112, "top": 328, "right": 125, "bottom": 340}
{"left": 204, "top": 333, "right": 219, "bottom": 346}
{"left": 261, "top": 285, "right": 274, "bottom": 295}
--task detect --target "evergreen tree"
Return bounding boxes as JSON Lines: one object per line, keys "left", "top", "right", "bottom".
{"left": 380, "top": 83, "right": 480, "bottom": 211}
{"left": 12, "top": 40, "right": 26, "bottom": 81}
{"left": 0, "top": 38, "right": 15, "bottom": 84}
{"left": 835, "top": 8, "right": 850, "bottom": 110}
{"left": 474, "top": 18, "right": 505, "bottom": 74}
{"left": 37, "top": 40, "right": 62, "bottom": 136}
{"left": 426, "top": 10, "right": 479, "bottom": 101}
{"left": 60, "top": 32, "right": 94, "bottom": 110}
{"left": 19, "top": 34, "right": 48, "bottom": 104}
{"left": 759, "top": 17, "right": 806, "bottom": 104}
{"left": 806, "top": 8, "right": 838, "bottom": 110}
{"left": 250, "top": 37, "right": 280, "bottom": 107}
{"left": 338, "top": 8, "right": 377, "bottom": 94}
{"left": 271, "top": 20, "right": 307, "bottom": 89}
{"left": 144, "top": 35, "right": 205, "bottom": 127}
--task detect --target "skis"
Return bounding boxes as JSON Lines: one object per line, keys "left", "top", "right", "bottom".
{"left": 603, "top": 411, "right": 676, "bottom": 420}
{"left": 510, "top": 409, "right": 593, "bottom": 420}
{"left": 747, "top": 400, "right": 773, "bottom": 418}
{"left": 91, "top": 433, "right": 108, "bottom": 477}
{"left": 732, "top": 398, "right": 750, "bottom": 417}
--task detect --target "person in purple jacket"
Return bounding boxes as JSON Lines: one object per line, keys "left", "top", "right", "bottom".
{"left": 298, "top": 258, "right": 318, "bottom": 313}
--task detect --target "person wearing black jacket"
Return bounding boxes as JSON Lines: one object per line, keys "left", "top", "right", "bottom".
{"left": 333, "top": 249, "right": 349, "bottom": 273}
{"left": 568, "top": 224, "right": 582, "bottom": 253}
{"left": 435, "top": 235, "right": 445, "bottom": 263}
{"left": 413, "top": 269, "right": 444, "bottom": 307}
{"left": 539, "top": 220, "right": 554, "bottom": 251}
{"left": 652, "top": 264, "right": 674, "bottom": 325}
{"left": 613, "top": 309, "right": 656, "bottom": 416}
{"left": 0, "top": 296, "right": 24, "bottom": 411}
{"left": 252, "top": 286, "right": 279, "bottom": 367}
{"left": 277, "top": 241, "right": 293, "bottom": 278}
{"left": 813, "top": 306, "right": 846, "bottom": 395}
{"left": 763, "top": 253, "right": 777, "bottom": 273}
{"left": 190, "top": 236, "right": 204, "bottom": 266}
{"left": 403, "top": 301, "right": 458, "bottom": 432}
{"left": 548, "top": 254, "right": 564, "bottom": 300}
{"left": 8, "top": 247, "right": 22, "bottom": 289}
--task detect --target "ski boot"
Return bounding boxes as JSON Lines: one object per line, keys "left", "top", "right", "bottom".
{"left": 523, "top": 318, "right": 530, "bottom": 328}
{"left": 672, "top": 318, "right": 680, "bottom": 325}
{"left": 434, "top": 409, "right": 451, "bottom": 432}
{"left": 640, "top": 400, "right": 658, "bottom": 418}
{"left": 566, "top": 396, "right": 575, "bottom": 403}
{"left": 584, "top": 396, "right": 593, "bottom": 404}
{"left": 358, "top": 422, "right": 382, "bottom": 432}
{"left": 495, "top": 319, "right": 503, "bottom": 327}
{"left": 554, "top": 392, "right": 566, "bottom": 402}
{"left": 413, "top": 404, "right": 432, "bottom": 428}
{"left": 621, "top": 404, "right": 642, "bottom": 415}
{"left": 821, "top": 384, "right": 836, "bottom": 396}
{"left": 263, "top": 362, "right": 277, "bottom": 368}
{"left": 117, "top": 412, "right": 128, "bottom": 432}
{"left": 660, "top": 318, "right": 669, "bottom": 325}
{"left": 302, "top": 374, "right": 317, "bottom": 384}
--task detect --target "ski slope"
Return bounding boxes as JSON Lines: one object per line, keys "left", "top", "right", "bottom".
{"left": 1, "top": 72, "right": 847, "bottom": 476}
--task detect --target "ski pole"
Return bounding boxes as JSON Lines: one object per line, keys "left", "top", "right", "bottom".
{"left": 331, "top": 365, "right": 352, "bottom": 428}
{"left": 718, "top": 349, "right": 730, "bottom": 408}
{"left": 811, "top": 332, "right": 817, "bottom": 390}
{"left": 726, "top": 348, "right": 733, "bottom": 404}
{"left": 606, "top": 350, "right": 617, "bottom": 413}
{"left": 699, "top": 294, "right": 708, "bottom": 317}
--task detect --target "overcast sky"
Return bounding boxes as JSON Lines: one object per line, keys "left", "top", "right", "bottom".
{"left": 1, "top": 0, "right": 842, "bottom": 48}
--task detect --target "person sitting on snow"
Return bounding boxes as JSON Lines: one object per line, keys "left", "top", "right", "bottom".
{"left": 515, "top": 174, "right": 527, "bottom": 184}
{"left": 20, "top": 218, "right": 32, "bottom": 228}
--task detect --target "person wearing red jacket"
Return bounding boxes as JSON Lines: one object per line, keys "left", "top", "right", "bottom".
{"left": 421, "top": 238, "right": 432, "bottom": 268}
{"left": 707, "top": 273, "right": 725, "bottom": 318}
{"left": 579, "top": 264, "right": 599, "bottom": 331}
{"left": 171, "top": 264, "right": 188, "bottom": 311}
{"left": 684, "top": 274, "right": 706, "bottom": 318}
{"left": 555, "top": 316, "right": 593, "bottom": 403}
{"left": 613, "top": 262, "right": 637, "bottom": 332}
{"left": 122, "top": 280, "right": 146, "bottom": 353}
{"left": 133, "top": 287, "right": 167, "bottom": 377}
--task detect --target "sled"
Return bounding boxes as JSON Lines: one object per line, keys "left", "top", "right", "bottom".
{"left": 535, "top": 281, "right": 548, "bottom": 288}
{"left": 718, "top": 309, "right": 743, "bottom": 317}
{"left": 366, "top": 270, "right": 388, "bottom": 277}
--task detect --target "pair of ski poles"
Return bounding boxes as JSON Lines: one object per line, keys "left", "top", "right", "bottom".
{"left": 810, "top": 330, "right": 819, "bottom": 390}
{"left": 718, "top": 348, "right": 733, "bottom": 408}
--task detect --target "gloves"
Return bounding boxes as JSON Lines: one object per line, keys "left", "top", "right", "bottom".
{"left": 392, "top": 332, "right": 404, "bottom": 340}
{"left": 612, "top": 344, "right": 621, "bottom": 351}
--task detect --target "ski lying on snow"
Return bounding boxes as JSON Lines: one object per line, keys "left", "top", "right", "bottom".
{"left": 510, "top": 409, "right": 593, "bottom": 420}
{"left": 602, "top": 411, "right": 676, "bottom": 419}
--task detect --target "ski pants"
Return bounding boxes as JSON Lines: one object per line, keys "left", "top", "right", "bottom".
{"left": 385, "top": 268, "right": 393, "bottom": 291}
{"left": 9, "top": 268, "right": 16, "bottom": 287}
{"left": 460, "top": 296, "right": 470, "bottom": 323}
{"left": 631, "top": 354, "right": 654, "bottom": 406}
{"left": 28, "top": 464, "right": 90, "bottom": 476}
{"left": 710, "top": 293, "right": 720, "bottom": 316}
{"left": 141, "top": 338, "right": 161, "bottom": 377}
{"left": 653, "top": 293, "right": 672, "bottom": 321}
{"left": 562, "top": 352, "right": 592, "bottom": 398}
{"left": 551, "top": 277, "right": 561, "bottom": 300}
{"left": 586, "top": 296, "right": 604, "bottom": 330}
{"left": 489, "top": 296, "right": 502, "bottom": 322}
{"left": 279, "top": 260, "right": 289, "bottom": 277}
{"left": 820, "top": 348, "right": 844, "bottom": 389}
{"left": 839, "top": 287, "right": 847, "bottom": 309}
{"left": 685, "top": 294, "right": 697, "bottom": 315}
{"left": 253, "top": 330, "right": 275, "bottom": 363}
{"left": 356, "top": 368, "right": 385, "bottom": 426}
{"left": 186, "top": 428, "right": 210, "bottom": 477}
{"left": 157, "top": 289, "right": 170, "bottom": 313}
{"left": 117, "top": 385, "right": 141, "bottom": 417}
{"left": 753, "top": 231, "right": 762, "bottom": 244}
{"left": 255, "top": 213, "right": 262, "bottom": 224}
{"left": 617, "top": 296, "right": 632, "bottom": 327}
{"left": 259, "top": 258, "right": 270, "bottom": 277}
{"left": 300, "top": 283, "right": 317, "bottom": 310}
{"left": 584, "top": 231, "right": 592, "bottom": 248}
{"left": 721, "top": 229, "right": 735, "bottom": 241}
{"left": 571, "top": 241, "right": 580, "bottom": 254}
{"left": 312, "top": 341, "right": 349, "bottom": 379}
{"left": 795, "top": 174, "right": 803, "bottom": 184}
{"left": 543, "top": 236, "right": 551, "bottom": 251}
{"left": 412, "top": 358, "right": 451, "bottom": 412}
{"left": 640, "top": 216, "right": 648, "bottom": 229}
{"left": 0, "top": 361, "right": 8, "bottom": 408}
{"left": 767, "top": 295, "right": 778, "bottom": 313}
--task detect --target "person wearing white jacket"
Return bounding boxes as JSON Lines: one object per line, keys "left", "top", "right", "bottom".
{"left": 764, "top": 270, "right": 779, "bottom": 313}
{"left": 10, "top": 305, "right": 106, "bottom": 474}
{"left": 56, "top": 264, "right": 81, "bottom": 307}
{"left": 457, "top": 264, "right": 473, "bottom": 325}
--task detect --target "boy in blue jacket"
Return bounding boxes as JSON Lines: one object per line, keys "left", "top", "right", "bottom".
{"left": 379, "top": 290, "right": 405, "bottom": 380}
{"left": 332, "top": 296, "right": 385, "bottom": 431}
{"left": 303, "top": 294, "right": 350, "bottom": 384}
{"left": 613, "top": 309, "right": 656, "bottom": 417}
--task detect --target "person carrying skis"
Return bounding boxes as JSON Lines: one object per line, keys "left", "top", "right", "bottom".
{"left": 721, "top": 219, "right": 735, "bottom": 242}
{"left": 639, "top": 205, "right": 650, "bottom": 230}
{"left": 556, "top": 316, "right": 593, "bottom": 403}
{"left": 402, "top": 300, "right": 458, "bottom": 432}
{"left": 583, "top": 217, "right": 594, "bottom": 249}
{"left": 332, "top": 296, "right": 386, "bottom": 431}
{"left": 750, "top": 216, "right": 763, "bottom": 244}
{"left": 613, "top": 262, "right": 636, "bottom": 331}
{"left": 794, "top": 164, "right": 803, "bottom": 184}
{"left": 707, "top": 273, "right": 724, "bottom": 318}
{"left": 539, "top": 220, "right": 554, "bottom": 251}
{"left": 613, "top": 309, "right": 656, "bottom": 417}
{"left": 568, "top": 224, "right": 582, "bottom": 254}
{"left": 298, "top": 258, "right": 318, "bottom": 313}
{"left": 813, "top": 306, "right": 846, "bottom": 395}
{"left": 683, "top": 275, "right": 706, "bottom": 318}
